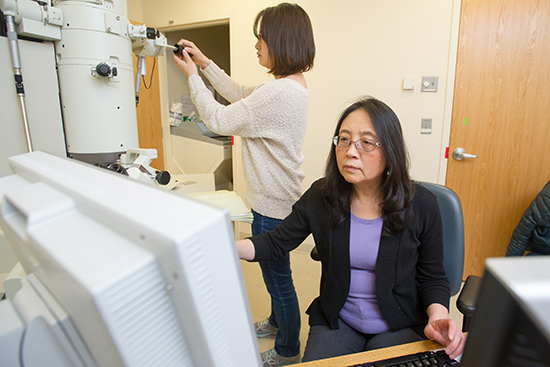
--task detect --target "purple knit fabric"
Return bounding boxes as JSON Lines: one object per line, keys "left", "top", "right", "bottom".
{"left": 339, "top": 212, "right": 391, "bottom": 334}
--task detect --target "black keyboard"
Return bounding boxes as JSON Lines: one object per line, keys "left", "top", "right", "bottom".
{"left": 348, "top": 349, "right": 460, "bottom": 367}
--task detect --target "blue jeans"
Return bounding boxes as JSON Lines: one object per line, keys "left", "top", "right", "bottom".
{"left": 252, "top": 210, "right": 301, "bottom": 358}
{"left": 302, "top": 318, "right": 425, "bottom": 362}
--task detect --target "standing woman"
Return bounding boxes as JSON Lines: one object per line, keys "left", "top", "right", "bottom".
{"left": 173, "top": 3, "right": 315, "bottom": 366}
{"left": 237, "top": 97, "right": 467, "bottom": 362}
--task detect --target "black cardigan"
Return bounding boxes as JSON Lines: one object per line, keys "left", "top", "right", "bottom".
{"left": 252, "top": 179, "right": 450, "bottom": 333}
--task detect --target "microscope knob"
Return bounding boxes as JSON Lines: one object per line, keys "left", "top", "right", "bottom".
{"left": 156, "top": 171, "right": 171, "bottom": 185}
{"left": 96, "top": 63, "right": 111, "bottom": 77}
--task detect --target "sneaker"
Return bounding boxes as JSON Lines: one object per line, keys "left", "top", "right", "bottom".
{"left": 261, "top": 347, "right": 301, "bottom": 367}
{"left": 255, "top": 318, "right": 278, "bottom": 338}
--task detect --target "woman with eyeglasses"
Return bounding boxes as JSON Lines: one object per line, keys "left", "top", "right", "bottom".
{"left": 173, "top": 3, "right": 314, "bottom": 366}
{"left": 237, "top": 96, "right": 467, "bottom": 362}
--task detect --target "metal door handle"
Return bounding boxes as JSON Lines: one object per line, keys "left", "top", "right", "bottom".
{"left": 452, "top": 148, "right": 478, "bottom": 161}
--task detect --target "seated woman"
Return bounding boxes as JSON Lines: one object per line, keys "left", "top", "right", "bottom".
{"left": 237, "top": 96, "right": 466, "bottom": 362}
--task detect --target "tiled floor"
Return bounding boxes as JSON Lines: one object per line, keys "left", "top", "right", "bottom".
{"left": 240, "top": 251, "right": 321, "bottom": 357}
{"left": 240, "top": 251, "right": 464, "bottom": 358}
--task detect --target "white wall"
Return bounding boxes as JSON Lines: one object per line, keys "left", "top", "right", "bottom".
{"left": 127, "top": 0, "right": 461, "bottom": 222}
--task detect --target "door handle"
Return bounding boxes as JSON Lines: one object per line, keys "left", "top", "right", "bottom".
{"left": 452, "top": 148, "right": 478, "bottom": 161}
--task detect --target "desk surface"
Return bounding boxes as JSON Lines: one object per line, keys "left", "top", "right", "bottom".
{"left": 300, "top": 339, "right": 444, "bottom": 367}
{"left": 170, "top": 173, "right": 215, "bottom": 195}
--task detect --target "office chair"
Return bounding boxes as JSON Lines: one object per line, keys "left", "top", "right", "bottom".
{"left": 421, "top": 183, "right": 482, "bottom": 332}
{"left": 309, "top": 181, "right": 478, "bottom": 331}
{"left": 418, "top": 182, "right": 464, "bottom": 297}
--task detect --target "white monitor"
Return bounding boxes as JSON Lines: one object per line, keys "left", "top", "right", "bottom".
{"left": 0, "top": 151, "right": 261, "bottom": 367}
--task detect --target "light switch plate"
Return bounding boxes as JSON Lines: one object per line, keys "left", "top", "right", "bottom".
{"left": 403, "top": 76, "right": 415, "bottom": 91}
{"left": 421, "top": 118, "right": 432, "bottom": 134}
{"left": 421, "top": 76, "right": 438, "bottom": 92}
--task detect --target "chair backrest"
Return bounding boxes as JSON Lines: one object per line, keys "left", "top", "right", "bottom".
{"left": 419, "top": 182, "right": 465, "bottom": 296}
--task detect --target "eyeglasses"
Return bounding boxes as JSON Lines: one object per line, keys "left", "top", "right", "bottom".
{"left": 333, "top": 136, "right": 381, "bottom": 152}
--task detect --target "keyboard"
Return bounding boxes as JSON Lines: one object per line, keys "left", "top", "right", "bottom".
{"left": 348, "top": 349, "right": 460, "bottom": 367}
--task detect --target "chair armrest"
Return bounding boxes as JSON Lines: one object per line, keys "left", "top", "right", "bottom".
{"left": 456, "top": 275, "right": 483, "bottom": 317}
{"left": 310, "top": 246, "right": 320, "bottom": 261}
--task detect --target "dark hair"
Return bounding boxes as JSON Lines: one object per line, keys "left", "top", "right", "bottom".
{"left": 321, "top": 96, "right": 414, "bottom": 236}
{"left": 253, "top": 3, "right": 315, "bottom": 77}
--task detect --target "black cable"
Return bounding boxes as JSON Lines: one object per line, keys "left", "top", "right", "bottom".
{"left": 1, "top": 10, "right": 7, "bottom": 37}
{"left": 107, "top": 163, "right": 129, "bottom": 176}
{"left": 141, "top": 57, "right": 156, "bottom": 90}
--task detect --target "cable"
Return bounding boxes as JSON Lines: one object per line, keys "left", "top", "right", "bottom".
{"left": 0, "top": 10, "right": 6, "bottom": 37}
{"left": 141, "top": 57, "right": 156, "bottom": 90}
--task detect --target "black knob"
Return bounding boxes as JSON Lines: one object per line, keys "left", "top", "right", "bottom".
{"left": 107, "top": 163, "right": 128, "bottom": 176}
{"left": 155, "top": 171, "right": 171, "bottom": 185}
{"left": 96, "top": 63, "right": 111, "bottom": 77}
{"left": 173, "top": 43, "right": 192, "bottom": 57}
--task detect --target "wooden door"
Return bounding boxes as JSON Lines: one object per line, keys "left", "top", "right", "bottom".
{"left": 133, "top": 53, "right": 165, "bottom": 170}
{"left": 130, "top": 20, "right": 164, "bottom": 170}
{"left": 446, "top": 0, "right": 550, "bottom": 277}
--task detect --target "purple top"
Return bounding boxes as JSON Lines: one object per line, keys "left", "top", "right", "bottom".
{"left": 339, "top": 212, "right": 391, "bottom": 334}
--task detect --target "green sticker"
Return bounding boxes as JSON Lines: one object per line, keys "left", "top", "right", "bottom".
{"left": 463, "top": 117, "right": 468, "bottom": 126}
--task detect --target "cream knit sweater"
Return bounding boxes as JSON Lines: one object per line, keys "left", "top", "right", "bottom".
{"left": 187, "top": 62, "right": 310, "bottom": 219}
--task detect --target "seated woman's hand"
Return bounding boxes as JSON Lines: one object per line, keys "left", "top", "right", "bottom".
{"left": 424, "top": 318, "right": 466, "bottom": 360}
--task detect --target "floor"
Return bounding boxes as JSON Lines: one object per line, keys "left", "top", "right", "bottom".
{"left": 239, "top": 251, "right": 464, "bottom": 359}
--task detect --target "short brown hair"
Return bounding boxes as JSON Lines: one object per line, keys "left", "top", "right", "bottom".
{"left": 253, "top": 3, "right": 315, "bottom": 77}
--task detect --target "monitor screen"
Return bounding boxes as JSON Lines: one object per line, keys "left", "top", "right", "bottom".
{"left": 0, "top": 151, "right": 261, "bottom": 367}
{"left": 461, "top": 257, "right": 550, "bottom": 367}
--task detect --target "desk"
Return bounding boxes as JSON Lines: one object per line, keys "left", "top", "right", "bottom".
{"left": 300, "top": 339, "right": 444, "bottom": 367}
{"left": 170, "top": 173, "right": 215, "bottom": 195}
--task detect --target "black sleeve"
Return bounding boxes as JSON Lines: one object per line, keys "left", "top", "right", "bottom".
{"left": 251, "top": 179, "right": 324, "bottom": 261}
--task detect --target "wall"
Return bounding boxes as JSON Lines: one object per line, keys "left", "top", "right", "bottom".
{"left": 127, "top": 0, "right": 143, "bottom": 22}
{"left": 127, "top": 0, "right": 462, "bottom": 240}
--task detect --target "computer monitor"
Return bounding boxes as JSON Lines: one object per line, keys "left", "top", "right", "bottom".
{"left": 0, "top": 151, "right": 261, "bottom": 367}
{"left": 461, "top": 256, "right": 550, "bottom": 367}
